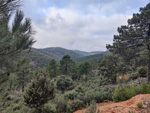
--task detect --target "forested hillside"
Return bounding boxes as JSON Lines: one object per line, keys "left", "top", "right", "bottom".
{"left": 75, "top": 51, "right": 111, "bottom": 63}
{"left": 26, "top": 47, "right": 106, "bottom": 68}
{"left": 34, "top": 47, "right": 88, "bottom": 59}
{"left": 1, "top": 1, "right": 150, "bottom": 113}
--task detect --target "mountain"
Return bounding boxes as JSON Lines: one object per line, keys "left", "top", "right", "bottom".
{"left": 26, "top": 47, "right": 109, "bottom": 69}
{"left": 34, "top": 47, "right": 88, "bottom": 60}
{"left": 26, "top": 47, "right": 89, "bottom": 69}
{"left": 75, "top": 51, "right": 111, "bottom": 63}
{"left": 73, "top": 50, "right": 89, "bottom": 56}
{"left": 89, "top": 51, "right": 104, "bottom": 55}
{"left": 26, "top": 49, "right": 55, "bottom": 69}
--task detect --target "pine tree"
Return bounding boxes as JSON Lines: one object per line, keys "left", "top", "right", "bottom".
{"left": 0, "top": 0, "right": 35, "bottom": 78}
{"left": 79, "top": 62, "right": 91, "bottom": 75}
{"left": 47, "top": 59, "right": 57, "bottom": 77}
{"left": 59, "top": 55, "right": 75, "bottom": 75}
{"left": 107, "top": 3, "right": 150, "bottom": 82}
{"left": 98, "top": 55, "right": 128, "bottom": 83}
{"left": 23, "top": 71, "right": 54, "bottom": 113}
{"left": 16, "top": 58, "right": 31, "bottom": 92}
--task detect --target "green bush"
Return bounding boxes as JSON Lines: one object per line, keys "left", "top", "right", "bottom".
{"left": 113, "top": 86, "right": 136, "bottom": 102}
{"left": 64, "top": 91, "right": 78, "bottom": 100}
{"left": 136, "top": 102, "right": 143, "bottom": 108}
{"left": 85, "top": 101, "right": 100, "bottom": 113}
{"left": 138, "top": 66, "right": 147, "bottom": 77}
{"left": 43, "top": 103, "right": 57, "bottom": 113}
{"left": 1, "top": 100, "right": 30, "bottom": 113}
{"left": 140, "top": 83, "right": 150, "bottom": 94}
{"left": 56, "top": 75, "right": 74, "bottom": 93}
{"left": 113, "top": 83, "right": 150, "bottom": 102}
{"left": 54, "top": 96, "right": 67, "bottom": 113}
{"left": 81, "top": 87, "right": 115, "bottom": 104}
{"left": 67, "top": 99, "right": 85, "bottom": 113}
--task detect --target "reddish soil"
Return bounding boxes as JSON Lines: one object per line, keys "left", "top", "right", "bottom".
{"left": 74, "top": 94, "right": 150, "bottom": 113}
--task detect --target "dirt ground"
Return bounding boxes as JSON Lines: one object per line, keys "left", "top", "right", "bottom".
{"left": 74, "top": 94, "right": 150, "bottom": 113}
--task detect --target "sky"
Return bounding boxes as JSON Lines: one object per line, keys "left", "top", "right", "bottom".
{"left": 21, "top": 0, "right": 149, "bottom": 52}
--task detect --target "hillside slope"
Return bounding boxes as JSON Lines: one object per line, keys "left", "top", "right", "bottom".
{"left": 26, "top": 47, "right": 108, "bottom": 69}
{"left": 75, "top": 51, "right": 111, "bottom": 63}
{"left": 74, "top": 94, "right": 149, "bottom": 113}
{"left": 26, "top": 47, "right": 90, "bottom": 68}
{"left": 34, "top": 47, "right": 88, "bottom": 60}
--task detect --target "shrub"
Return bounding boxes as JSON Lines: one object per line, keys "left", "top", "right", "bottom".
{"left": 112, "top": 86, "right": 136, "bottom": 102}
{"left": 43, "top": 103, "right": 57, "bottom": 113}
{"left": 128, "top": 111, "right": 134, "bottom": 113}
{"left": 24, "top": 71, "right": 54, "bottom": 113}
{"left": 138, "top": 66, "right": 147, "bottom": 77}
{"left": 140, "top": 83, "right": 150, "bottom": 94}
{"left": 85, "top": 101, "right": 100, "bottom": 113}
{"left": 64, "top": 91, "right": 78, "bottom": 100}
{"left": 1, "top": 100, "right": 30, "bottom": 113}
{"left": 113, "top": 83, "right": 150, "bottom": 102}
{"left": 67, "top": 99, "right": 85, "bottom": 113}
{"left": 54, "top": 96, "right": 67, "bottom": 113}
{"left": 56, "top": 75, "right": 74, "bottom": 93}
{"left": 136, "top": 102, "right": 143, "bottom": 108}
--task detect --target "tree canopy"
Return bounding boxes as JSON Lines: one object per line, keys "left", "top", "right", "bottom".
{"left": 59, "top": 55, "right": 75, "bottom": 75}
{"left": 0, "top": 0, "right": 35, "bottom": 76}
{"left": 107, "top": 3, "right": 150, "bottom": 82}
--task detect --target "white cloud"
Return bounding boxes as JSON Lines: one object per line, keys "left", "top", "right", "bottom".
{"left": 32, "top": 6, "right": 131, "bottom": 51}
{"left": 23, "top": 0, "right": 149, "bottom": 51}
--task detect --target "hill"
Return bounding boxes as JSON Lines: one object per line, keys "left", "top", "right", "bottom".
{"left": 74, "top": 94, "right": 149, "bottom": 113}
{"left": 34, "top": 47, "right": 88, "bottom": 60}
{"left": 25, "top": 47, "right": 109, "bottom": 69}
{"left": 75, "top": 51, "right": 111, "bottom": 63}
{"left": 26, "top": 49, "right": 55, "bottom": 69}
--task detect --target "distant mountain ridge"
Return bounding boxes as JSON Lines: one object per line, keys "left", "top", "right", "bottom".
{"left": 74, "top": 51, "right": 111, "bottom": 63}
{"left": 26, "top": 47, "right": 109, "bottom": 69}
{"left": 33, "top": 47, "right": 89, "bottom": 59}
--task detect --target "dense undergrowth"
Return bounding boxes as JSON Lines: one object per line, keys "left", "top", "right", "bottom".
{"left": 113, "top": 83, "right": 150, "bottom": 102}
{"left": 1, "top": 1, "right": 150, "bottom": 113}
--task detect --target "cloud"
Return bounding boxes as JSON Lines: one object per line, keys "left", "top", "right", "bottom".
{"left": 22, "top": 0, "right": 149, "bottom": 51}
{"left": 32, "top": 7, "right": 131, "bottom": 51}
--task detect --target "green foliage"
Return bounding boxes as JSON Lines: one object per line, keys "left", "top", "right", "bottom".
{"left": 112, "top": 86, "right": 136, "bottom": 102}
{"left": 26, "top": 50, "right": 52, "bottom": 69}
{"left": 0, "top": 97, "right": 30, "bottom": 113}
{"left": 98, "top": 55, "right": 129, "bottom": 83}
{"left": 107, "top": 3, "right": 150, "bottom": 82}
{"left": 113, "top": 83, "right": 150, "bottom": 102}
{"left": 82, "top": 86, "right": 115, "bottom": 105}
{"left": 128, "top": 111, "right": 134, "bottom": 113}
{"left": 56, "top": 75, "right": 74, "bottom": 93}
{"left": 64, "top": 91, "right": 78, "bottom": 100}
{"left": 16, "top": 58, "right": 31, "bottom": 92}
{"left": 54, "top": 96, "right": 67, "bottom": 113}
{"left": 140, "top": 83, "right": 150, "bottom": 94}
{"left": 79, "top": 62, "right": 91, "bottom": 75}
{"left": 136, "top": 102, "right": 143, "bottom": 108}
{"left": 85, "top": 101, "right": 100, "bottom": 113}
{"left": 59, "top": 55, "right": 75, "bottom": 75}
{"left": 47, "top": 59, "right": 57, "bottom": 77}
{"left": 138, "top": 66, "right": 147, "bottom": 77}
{"left": 43, "top": 103, "right": 57, "bottom": 113}
{"left": 23, "top": 71, "right": 54, "bottom": 112}
{"left": 0, "top": 0, "right": 35, "bottom": 76}
{"left": 75, "top": 51, "right": 110, "bottom": 63}
{"left": 67, "top": 99, "right": 85, "bottom": 113}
